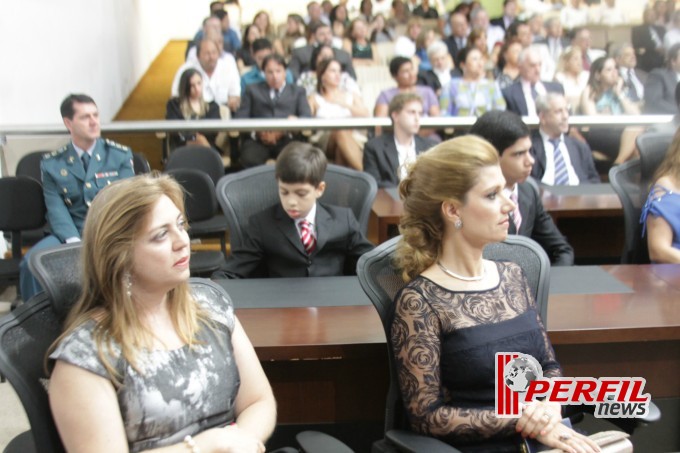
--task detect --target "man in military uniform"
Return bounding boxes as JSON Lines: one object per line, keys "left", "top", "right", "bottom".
{"left": 19, "top": 94, "right": 135, "bottom": 301}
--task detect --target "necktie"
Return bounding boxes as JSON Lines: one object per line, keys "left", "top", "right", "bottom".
{"left": 273, "top": 89, "right": 281, "bottom": 102}
{"left": 81, "top": 152, "right": 91, "bottom": 172}
{"left": 510, "top": 191, "right": 522, "bottom": 234}
{"left": 550, "top": 138, "right": 569, "bottom": 186}
{"left": 299, "top": 220, "right": 316, "bottom": 255}
{"left": 530, "top": 84, "right": 538, "bottom": 100}
{"left": 509, "top": 191, "right": 522, "bottom": 232}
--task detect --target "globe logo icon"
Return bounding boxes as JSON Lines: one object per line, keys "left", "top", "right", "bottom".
{"left": 504, "top": 354, "right": 543, "bottom": 393}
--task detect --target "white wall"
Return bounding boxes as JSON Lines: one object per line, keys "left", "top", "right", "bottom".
{"left": 0, "top": 0, "right": 212, "bottom": 125}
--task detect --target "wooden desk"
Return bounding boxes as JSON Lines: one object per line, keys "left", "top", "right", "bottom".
{"left": 370, "top": 187, "right": 625, "bottom": 261}
{"left": 227, "top": 265, "right": 680, "bottom": 424}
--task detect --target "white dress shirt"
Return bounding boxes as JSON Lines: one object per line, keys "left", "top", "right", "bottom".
{"left": 171, "top": 56, "right": 240, "bottom": 105}
{"left": 395, "top": 136, "right": 417, "bottom": 180}
{"left": 538, "top": 130, "right": 580, "bottom": 186}
{"left": 521, "top": 79, "right": 547, "bottom": 117}
{"left": 295, "top": 203, "right": 317, "bottom": 239}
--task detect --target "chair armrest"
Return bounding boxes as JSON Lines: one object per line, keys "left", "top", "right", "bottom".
{"left": 385, "top": 429, "right": 462, "bottom": 453}
{"left": 295, "top": 430, "right": 354, "bottom": 453}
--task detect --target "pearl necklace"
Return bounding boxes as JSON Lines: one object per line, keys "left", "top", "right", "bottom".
{"left": 437, "top": 260, "right": 486, "bottom": 282}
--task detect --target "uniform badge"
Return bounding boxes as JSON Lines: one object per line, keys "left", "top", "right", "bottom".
{"left": 95, "top": 154, "right": 101, "bottom": 161}
{"left": 60, "top": 169, "right": 68, "bottom": 176}
{"left": 68, "top": 156, "right": 75, "bottom": 164}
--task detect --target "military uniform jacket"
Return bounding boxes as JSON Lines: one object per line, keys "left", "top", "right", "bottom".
{"left": 41, "top": 139, "right": 135, "bottom": 242}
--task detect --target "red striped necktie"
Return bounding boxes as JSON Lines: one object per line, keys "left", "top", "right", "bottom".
{"left": 299, "top": 219, "right": 316, "bottom": 255}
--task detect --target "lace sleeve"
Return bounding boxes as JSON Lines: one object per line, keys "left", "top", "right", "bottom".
{"left": 390, "top": 285, "right": 517, "bottom": 444}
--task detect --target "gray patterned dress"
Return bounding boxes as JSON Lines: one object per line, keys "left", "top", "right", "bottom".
{"left": 50, "top": 280, "right": 240, "bottom": 452}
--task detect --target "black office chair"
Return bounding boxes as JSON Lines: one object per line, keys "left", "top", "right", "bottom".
{"left": 637, "top": 132, "right": 673, "bottom": 190}
{"left": 355, "top": 235, "right": 549, "bottom": 453}
{"left": 15, "top": 151, "right": 49, "bottom": 183}
{"left": 608, "top": 132, "right": 672, "bottom": 264}
{"left": 609, "top": 160, "right": 645, "bottom": 264}
{"left": 0, "top": 293, "right": 66, "bottom": 453}
{"left": 28, "top": 243, "right": 82, "bottom": 319}
{"left": 216, "top": 164, "right": 377, "bottom": 250}
{"left": 19, "top": 243, "right": 350, "bottom": 453}
{"left": 132, "top": 152, "right": 152, "bottom": 175}
{"left": 165, "top": 145, "right": 225, "bottom": 186}
{"left": 166, "top": 169, "right": 227, "bottom": 276}
{"left": 356, "top": 235, "right": 658, "bottom": 452}
{"left": 0, "top": 177, "right": 47, "bottom": 304}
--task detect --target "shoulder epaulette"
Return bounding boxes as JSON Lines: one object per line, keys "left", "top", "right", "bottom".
{"left": 104, "top": 139, "right": 131, "bottom": 152}
{"left": 45, "top": 145, "right": 68, "bottom": 159}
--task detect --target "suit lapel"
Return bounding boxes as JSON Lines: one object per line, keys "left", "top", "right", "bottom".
{"left": 384, "top": 136, "right": 400, "bottom": 179}
{"left": 531, "top": 132, "right": 547, "bottom": 178}
{"left": 515, "top": 84, "right": 529, "bottom": 115}
{"left": 314, "top": 204, "right": 331, "bottom": 256}
{"left": 86, "top": 140, "right": 105, "bottom": 180}
{"left": 65, "top": 145, "right": 86, "bottom": 182}
{"left": 274, "top": 205, "right": 306, "bottom": 256}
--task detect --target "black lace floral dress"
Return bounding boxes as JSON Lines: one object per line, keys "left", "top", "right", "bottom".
{"left": 391, "top": 261, "right": 562, "bottom": 452}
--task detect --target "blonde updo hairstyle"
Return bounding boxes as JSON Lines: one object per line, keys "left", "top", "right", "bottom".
{"left": 395, "top": 135, "right": 499, "bottom": 282}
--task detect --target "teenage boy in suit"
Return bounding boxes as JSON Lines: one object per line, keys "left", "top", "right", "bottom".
{"left": 215, "top": 142, "right": 374, "bottom": 278}
{"left": 363, "top": 93, "right": 435, "bottom": 188}
{"left": 470, "top": 110, "right": 574, "bottom": 266}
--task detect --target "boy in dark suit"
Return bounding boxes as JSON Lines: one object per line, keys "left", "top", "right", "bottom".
{"left": 470, "top": 110, "right": 574, "bottom": 266}
{"left": 216, "top": 142, "right": 374, "bottom": 278}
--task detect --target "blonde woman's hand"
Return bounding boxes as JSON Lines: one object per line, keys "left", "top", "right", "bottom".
{"left": 535, "top": 423, "right": 601, "bottom": 453}
{"left": 516, "top": 401, "right": 563, "bottom": 439}
{"left": 196, "top": 425, "right": 265, "bottom": 453}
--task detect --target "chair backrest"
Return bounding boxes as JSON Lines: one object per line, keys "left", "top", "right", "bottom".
{"left": 16, "top": 151, "right": 49, "bottom": 182}
{"left": 0, "top": 294, "right": 66, "bottom": 453}
{"left": 28, "top": 243, "right": 82, "bottom": 320}
{"left": 133, "top": 152, "right": 151, "bottom": 175}
{"left": 216, "top": 164, "right": 377, "bottom": 249}
{"left": 166, "top": 168, "right": 218, "bottom": 223}
{"left": 0, "top": 176, "right": 47, "bottom": 259}
{"left": 356, "top": 234, "right": 551, "bottom": 433}
{"left": 165, "top": 145, "right": 224, "bottom": 186}
{"left": 637, "top": 132, "right": 673, "bottom": 194}
{"left": 609, "top": 159, "right": 648, "bottom": 264}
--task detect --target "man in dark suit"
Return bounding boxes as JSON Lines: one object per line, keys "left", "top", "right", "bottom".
{"left": 502, "top": 47, "right": 564, "bottom": 116}
{"left": 644, "top": 43, "right": 680, "bottom": 114}
{"left": 443, "top": 12, "right": 469, "bottom": 67}
{"left": 235, "top": 54, "right": 312, "bottom": 167}
{"left": 490, "top": 0, "right": 517, "bottom": 31}
{"left": 632, "top": 8, "right": 666, "bottom": 73}
{"left": 470, "top": 110, "right": 574, "bottom": 265}
{"left": 363, "top": 93, "right": 435, "bottom": 188}
{"left": 217, "top": 143, "right": 374, "bottom": 278}
{"left": 613, "top": 42, "right": 647, "bottom": 105}
{"left": 531, "top": 93, "right": 600, "bottom": 185}
{"left": 288, "top": 20, "right": 356, "bottom": 80}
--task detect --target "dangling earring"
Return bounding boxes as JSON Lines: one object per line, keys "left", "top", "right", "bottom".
{"left": 454, "top": 219, "right": 463, "bottom": 230}
{"left": 125, "top": 273, "right": 132, "bottom": 298}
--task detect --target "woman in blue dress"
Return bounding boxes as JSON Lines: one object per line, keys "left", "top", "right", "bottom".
{"left": 641, "top": 129, "right": 680, "bottom": 263}
{"left": 391, "top": 136, "right": 599, "bottom": 452}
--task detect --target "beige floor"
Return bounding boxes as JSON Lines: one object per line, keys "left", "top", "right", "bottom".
{"left": 0, "top": 290, "right": 31, "bottom": 449}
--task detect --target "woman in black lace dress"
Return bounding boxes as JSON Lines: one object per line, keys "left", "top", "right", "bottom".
{"left": 391, "top": 136, "right": 599, "bottom": 452}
